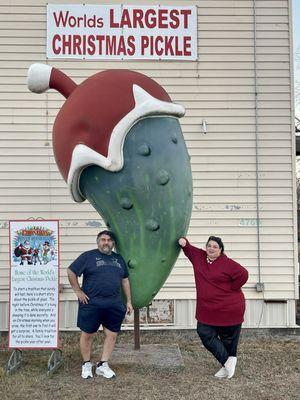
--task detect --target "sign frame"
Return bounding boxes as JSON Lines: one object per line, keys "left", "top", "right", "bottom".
{"left": 8, "top": 220, "right": 60, "bottom": 350}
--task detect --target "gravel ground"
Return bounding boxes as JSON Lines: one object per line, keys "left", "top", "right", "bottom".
{"left": 0, "top": 330, "right": 299, "bottom": 400}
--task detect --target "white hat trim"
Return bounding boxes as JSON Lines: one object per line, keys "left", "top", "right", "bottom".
{"left": 27, "top": 63, "right": 52, "bottom": 94}
{"left": 68, "top": 84, "right": 185, "bottom": 202}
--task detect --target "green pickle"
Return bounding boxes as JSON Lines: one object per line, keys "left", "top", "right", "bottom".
{"left": 80, "top": 117, "right": 192, "bottom": 308}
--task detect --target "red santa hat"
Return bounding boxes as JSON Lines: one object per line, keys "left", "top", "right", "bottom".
{"left": 27, "top": 63, "right": 185, "bottom": 202}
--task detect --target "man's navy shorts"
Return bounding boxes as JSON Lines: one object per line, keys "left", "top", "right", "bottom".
{"left": 77, "top": 303, "right": 127, "bottom": 333}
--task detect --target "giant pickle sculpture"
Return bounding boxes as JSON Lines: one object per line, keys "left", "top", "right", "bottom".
{"left": 27, "top": 64, "right": 192, "bottom": 308}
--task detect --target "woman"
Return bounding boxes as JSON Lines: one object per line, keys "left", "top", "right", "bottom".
{"left": 178, "top": 236, "right": 248, "bottom": 379}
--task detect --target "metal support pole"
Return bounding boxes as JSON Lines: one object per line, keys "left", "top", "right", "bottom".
{"left": 47, "top": 349, "right": 63, "bottom": 375}
{"left": 134, "top": 308, "right": 140, "bottom": 350}
{"left": 6, "top": 349, "right": 23, "bottom": 375}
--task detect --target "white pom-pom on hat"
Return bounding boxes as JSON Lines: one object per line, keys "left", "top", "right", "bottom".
{"left": 27, "top": 63, "right": 52, "bottom": 93}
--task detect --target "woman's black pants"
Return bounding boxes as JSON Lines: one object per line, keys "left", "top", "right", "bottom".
{"left": 197, "top": 322, "right": 242, "bottom": 366}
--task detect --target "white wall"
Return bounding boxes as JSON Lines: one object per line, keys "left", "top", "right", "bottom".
{"left": 0, "top": 0, "right": 298, "bottom": 329}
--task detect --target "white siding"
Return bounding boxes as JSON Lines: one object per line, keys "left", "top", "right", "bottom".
{"left": 0, "top": 0, "right": 298, "bottom": 329}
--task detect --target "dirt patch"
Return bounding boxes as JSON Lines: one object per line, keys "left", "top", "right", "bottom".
{"left": 0, "top": 330, "right": 299, "bottom": 400}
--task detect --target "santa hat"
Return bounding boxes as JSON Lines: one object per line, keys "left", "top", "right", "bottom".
{"left": 27, "top": 63, "right": 185, "bottom": 202}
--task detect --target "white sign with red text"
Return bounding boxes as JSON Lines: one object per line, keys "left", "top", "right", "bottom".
{"left": 47, "top": 4, "right": 197, "bottom": 60}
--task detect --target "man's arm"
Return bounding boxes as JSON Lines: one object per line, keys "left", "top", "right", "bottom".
{"left": 122, "top": 278, "right": 133, "bottom": 314}
{"left": 67, "top": 267, "right": 89, "bottom": 304}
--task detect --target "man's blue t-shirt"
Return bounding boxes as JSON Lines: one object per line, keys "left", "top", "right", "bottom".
{"left": 69, "top": 249, "right": 129, "bottom": 307}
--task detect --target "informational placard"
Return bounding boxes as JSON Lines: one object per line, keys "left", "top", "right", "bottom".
{"left": 9, "top": 220, "right": 59, "bottom": 349}
{"left": 47, "top": 4, "right": 197, "bottom": 60}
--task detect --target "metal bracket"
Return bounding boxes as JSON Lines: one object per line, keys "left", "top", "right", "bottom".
{"left": 6, "top": 349, "right": 23, "bottom": 375}
{"left": 6, "top": 348, "right": 63, "bottom": 376}
{"left": 47, "top": 349, "right": 63, "bottom": 376}
{"left": 256, "top": 282, "right": 265, "bottom": 292}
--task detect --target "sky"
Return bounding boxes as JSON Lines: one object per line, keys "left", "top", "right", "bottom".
{"left": 293, "top": 0, "right": 300, "bottom": 117}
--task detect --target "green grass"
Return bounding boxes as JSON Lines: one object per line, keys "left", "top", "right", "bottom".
{"left": 0, "top": 330, "right": 299, "bottom": 400}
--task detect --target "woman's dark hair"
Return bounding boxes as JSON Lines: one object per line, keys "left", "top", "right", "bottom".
{"left": 206, "top": 236, "right": 224, "bottom": 253}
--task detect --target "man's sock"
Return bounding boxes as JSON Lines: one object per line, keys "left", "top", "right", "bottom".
{"left": 83, "top": 360, "right": 91, "bottom": 365}
{"left": 97, "top": 361, "right": 107, "bottom": 367}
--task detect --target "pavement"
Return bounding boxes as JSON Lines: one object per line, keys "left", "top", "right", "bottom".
{"left": 110, "top": 343, "right": 184, "bottom": 368}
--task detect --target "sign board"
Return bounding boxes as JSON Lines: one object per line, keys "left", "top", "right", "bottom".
{"left": 9, "top": 220, "right": 60, "bottom": 349}
{"left": 47, "top": 4, "right": 197, "bottom": 60}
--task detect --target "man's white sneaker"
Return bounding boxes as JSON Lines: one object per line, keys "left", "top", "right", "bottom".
{"left": 81, "top": 362, "right": 93, "bottom": 379}
{"left": 96, "top": 362, "right": 116, "bottom": 379}
{"left": 224, "top": 356, "right": 237, "bottom": 379}
{"left": 214, "top": 366, "right": 228, "bottom": 378}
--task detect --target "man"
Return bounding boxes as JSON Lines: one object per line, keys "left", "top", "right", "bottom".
{"left": 67, "top": 230, "right": 133, "bottom": 379}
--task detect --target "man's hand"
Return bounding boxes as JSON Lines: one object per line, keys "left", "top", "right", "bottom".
{"left": 122, "top": 278, "right": 133, "bottom": 314}
{"left": 67, "top": 268, "right": 89, "bottom": 303}
{"left": 75, "top": 289, "right": 89, "bottom": 304}
{"left": 178, "top": 238, "right": 187, "bottom": 247}
{"left": 126, "top": 302, "right": 133, "bottom": 315}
